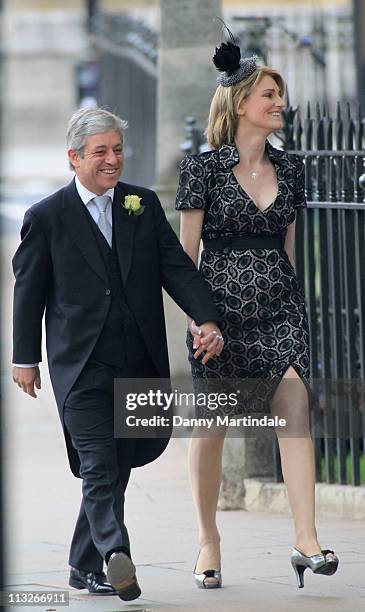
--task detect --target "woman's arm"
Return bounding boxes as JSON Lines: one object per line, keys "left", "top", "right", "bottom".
{"left": 180, "top": 209, "right": 205, "bottom": 344}
{"left": 179, "top": 209, "right": 205, "bottom": 266}
{"left": 285, "top": 155, "right": 306, "bottom": 271}
{"left": 284, "top": 218, "right": 296, "bottom": 270}
{"left": 176, "top": 157, "right": 223, "bottom": 359}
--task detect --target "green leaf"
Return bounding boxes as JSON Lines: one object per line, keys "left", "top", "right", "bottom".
{"left": 133, "top": 205, "right": 145, "bottom": 216}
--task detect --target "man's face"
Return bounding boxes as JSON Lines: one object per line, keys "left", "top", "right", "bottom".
{"left": 68, "top": 130, "right": 124, "bottom": 195}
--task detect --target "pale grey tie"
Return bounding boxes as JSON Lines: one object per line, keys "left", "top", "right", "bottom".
{"left": 93, "top": 195, "right": 112, "bottom": 247}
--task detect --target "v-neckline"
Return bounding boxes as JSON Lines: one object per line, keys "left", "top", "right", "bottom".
{"left": 231, "top": 157, "right": 280, "bottom": 214}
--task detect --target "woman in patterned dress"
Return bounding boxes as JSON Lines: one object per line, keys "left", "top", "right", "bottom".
{"left": 175, "top": 42, "right": 339, "bottom": 590}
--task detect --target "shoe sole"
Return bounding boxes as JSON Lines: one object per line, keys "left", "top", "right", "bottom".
{"left": 314, "top": 560, "right": 339, "bottom": 576}
{"left": 106, "top": 552, "right": 141, "bottom": 601}
{"left": 199, "top": 581, "right": 222, "bottom": 589}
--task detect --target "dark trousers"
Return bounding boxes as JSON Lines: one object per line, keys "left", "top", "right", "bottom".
{"left": 64, "top": 361, "right": 137, "bottom": 572}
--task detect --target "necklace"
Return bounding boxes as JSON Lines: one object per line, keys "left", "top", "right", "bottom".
{"left": 250, "top": 171, "right": 259, "bottom": 181}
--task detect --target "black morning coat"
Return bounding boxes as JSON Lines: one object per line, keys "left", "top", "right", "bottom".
{"left": 12, "top": 179, "right": 219, "bottom": 477}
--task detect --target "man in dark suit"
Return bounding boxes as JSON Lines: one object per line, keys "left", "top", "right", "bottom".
{"left": 12, "top": 108, "right": 223, "bottom": 601}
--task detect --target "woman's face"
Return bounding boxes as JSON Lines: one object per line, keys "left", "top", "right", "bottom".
{"left": 237, "top": 75, "right": 285, "bottom": 134}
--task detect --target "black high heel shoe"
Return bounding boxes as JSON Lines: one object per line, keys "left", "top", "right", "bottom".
{"left": 291, "top": 547, "right": 339, "bottom": 588}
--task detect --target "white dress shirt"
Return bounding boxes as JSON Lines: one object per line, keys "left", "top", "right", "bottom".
{"left": 13, "top": 176, "right": 115, "bottom": 368}
{"left": 75, "top": 175, "right": 114, "bottom": 226}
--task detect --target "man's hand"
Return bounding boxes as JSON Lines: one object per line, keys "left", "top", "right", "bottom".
{"left": 191, "top": 321, "right": 224, "bottom": 365}
{"left": 12, "top": 366, "right": 41, "bottom": 398}
{"left": 188, "top": 318, "right": 203, "bottom": 349}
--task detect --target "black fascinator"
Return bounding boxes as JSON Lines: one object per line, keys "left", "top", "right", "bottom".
{"left": 213, "top": 41, "right": 241, "bottom": 75}
{"left": 213, "top": 20, "right": 257, "bottom": 87}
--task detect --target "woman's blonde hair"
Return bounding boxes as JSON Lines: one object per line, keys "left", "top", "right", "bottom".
{"left": 206, "top": 67, "right": 285, "bottom": 149}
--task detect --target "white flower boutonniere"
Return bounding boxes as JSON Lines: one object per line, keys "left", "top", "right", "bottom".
{"left": 123, "top": 194, "right": 145, "bottom": 216}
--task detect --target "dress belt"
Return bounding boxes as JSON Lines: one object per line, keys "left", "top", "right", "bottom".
{"left": 202, "top": 234, "right": 285, "bottom": 251}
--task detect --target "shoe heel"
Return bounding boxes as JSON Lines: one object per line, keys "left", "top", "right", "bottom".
{"left": 292, "top": 563, "right": 305, "bottom": 589}
{"left": 69, "top": 577, "right": 84, "bottom": 590}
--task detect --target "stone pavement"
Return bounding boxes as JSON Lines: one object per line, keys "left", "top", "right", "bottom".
{"left": 2, "top": 234, "right": 365, "bottom": 612}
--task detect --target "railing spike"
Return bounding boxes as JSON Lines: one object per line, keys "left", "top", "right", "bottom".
{"left": 357, "top": 102, "right": 361, "bottom": 121}
{"left": 285, "top": 84, "right": 290, "bottom": 106}
{"left": 346, "top": 101, "right": 351, "bottom": 120}
{"left": 336, "top": 101, "right": 342, "bottom": 120}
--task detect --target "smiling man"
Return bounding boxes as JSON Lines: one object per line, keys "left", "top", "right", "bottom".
{"left": 12, "top": 108, "right": 223, "bottom": 602}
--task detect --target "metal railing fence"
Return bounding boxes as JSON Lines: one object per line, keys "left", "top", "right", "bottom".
{"left": 231, "top": 9, "right": 356, "bottom": 111}
{"left": 92, "top": 11, "right": 157, "bottom": 187}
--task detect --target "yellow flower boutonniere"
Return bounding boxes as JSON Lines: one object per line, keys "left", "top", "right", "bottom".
{"left": 123, "top": 194, "right": 145, "bottom": 216}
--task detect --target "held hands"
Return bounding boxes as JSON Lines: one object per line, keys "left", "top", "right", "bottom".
{"left": 188, "top": 319, "right": 224, "bottom": 365}
{"left": 12, "top": 366, "right": 41, "bottom": 398}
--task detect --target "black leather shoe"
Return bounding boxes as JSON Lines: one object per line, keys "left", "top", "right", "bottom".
{"left": 69, "top": 567, "right": 117, "bottom": 595}
{"left": 106, "top": 551, "right": 141, "bottom": 601}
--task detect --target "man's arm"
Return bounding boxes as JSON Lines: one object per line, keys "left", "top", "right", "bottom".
{"left": 12, "top": 210, "right": 51, "bottom": 396}
{"left": 151, "top": 194, "right": 223, "bottom": 363}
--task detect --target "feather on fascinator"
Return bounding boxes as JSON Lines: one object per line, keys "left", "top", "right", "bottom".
{"left": 213, "top": 41, "right": 241, "bottom": 75}
{"left": 213, "top": 20, "right": 257, "bottom": 87}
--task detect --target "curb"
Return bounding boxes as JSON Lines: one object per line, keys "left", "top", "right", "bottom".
{"left": 220, "top": 478, "right": 365, "bottom": 520}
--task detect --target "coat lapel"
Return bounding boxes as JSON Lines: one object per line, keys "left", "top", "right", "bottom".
{"left": 112, "top": 182, "right": 137, "bottom": 285}
{"left": 61, "top": 179, "right": 108, "bottom": 283}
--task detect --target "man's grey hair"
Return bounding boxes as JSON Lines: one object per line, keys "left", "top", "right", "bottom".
{"left": 67, "top": 107, "right": 128, "bottom": 170}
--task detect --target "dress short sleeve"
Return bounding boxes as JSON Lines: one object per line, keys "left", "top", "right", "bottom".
{"left": 293, "top": 157, "right": 307, "bottom": 209}
{"left": 175, "top": 155, "right": 208, "bottom": 211}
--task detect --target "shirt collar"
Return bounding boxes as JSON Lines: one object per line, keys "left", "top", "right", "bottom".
{"left": 217, "top": 140, "right": 286, "bottom": 171}
{"left": 74, "top": 175, "right": 115, "bottom": 205}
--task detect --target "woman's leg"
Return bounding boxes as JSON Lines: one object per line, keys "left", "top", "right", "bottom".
{"left": 188, "top": 429, "right": 225, "bottom": 577}
{"left": 271, "top": 366, "right": 322, "bottom": 556}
